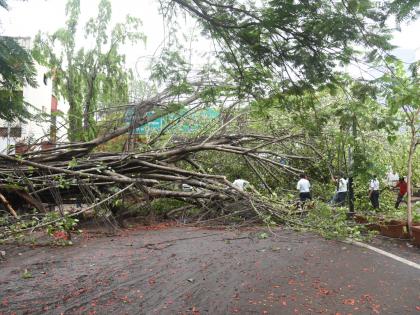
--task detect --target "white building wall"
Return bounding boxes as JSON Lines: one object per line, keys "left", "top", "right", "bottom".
{"left": 0, "top": 36, "right": 71, "bottom": 154}
{"left": 23, "top": 64, "right": 53, "bottom": 139}
{"left": 0, "top": 63, "right": 53, "bottom": 153}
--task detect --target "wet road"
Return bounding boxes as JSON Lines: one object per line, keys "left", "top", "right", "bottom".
{"left": 0, "top": 226, "right": 419, "bottom": 314}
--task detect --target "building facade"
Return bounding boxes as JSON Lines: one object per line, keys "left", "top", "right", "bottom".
{"left": 0, "top": 37, "right": 57, "bottom": 154}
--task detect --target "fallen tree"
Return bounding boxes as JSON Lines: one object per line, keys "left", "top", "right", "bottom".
{"left": 0, "top": 133, "right": 309, "bottom": 233}
{"left": 0, "top": 82, "right": 316, "bottom": 240}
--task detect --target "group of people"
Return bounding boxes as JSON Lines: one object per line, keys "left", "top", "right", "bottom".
{"left": 296, "top": 173, "right": 408, "bottom": 209}
{"left": 232, "top": 172, "right": 409, "bottom": 210}
{"left": 296, "top": 173, "right": 349, "bottom": 205}
{"left": 367, "top": 175, "right": 408, "bottom": 209}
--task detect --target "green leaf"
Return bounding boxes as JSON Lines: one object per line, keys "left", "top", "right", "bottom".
{"left": 258, "top": 232, "right": 269, "bottom": 239}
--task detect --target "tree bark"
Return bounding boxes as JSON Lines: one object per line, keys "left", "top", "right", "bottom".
{"left": 83, "top": 73, "right": 97, "bottom": 140}
{"left": 0, "top": 192, "right": 18, "bottom": 219}
{"left": 406, "top": 129, "right": 416, "bottom": 237}
{"left": 404, "top": 106, "right": 419, "bottom": 238}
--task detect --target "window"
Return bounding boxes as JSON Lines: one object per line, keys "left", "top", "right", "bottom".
{"left": 0, "top": 127, "right": 22, "bottom": 138}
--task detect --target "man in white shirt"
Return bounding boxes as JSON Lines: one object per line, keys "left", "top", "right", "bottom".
{"left": 232, "top": 177, "right": 249, "bottom": 191}
{"left": 332, "top": 173, "right": 348, "bottom": 206}
{"left": 369, "top": 175, "right": 380, "bottom": 209}
{"left": 296, "top": 173, "right": 311, "bottom": 202}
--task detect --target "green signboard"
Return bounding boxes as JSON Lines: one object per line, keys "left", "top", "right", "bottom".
{"left": 125, "top": 108, "right": 219, "bottom": 135}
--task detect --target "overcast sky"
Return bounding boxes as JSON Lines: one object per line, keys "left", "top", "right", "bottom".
{"left": 0, "top": 0, "right": 213, "bottom": 77}
{"left": 1, "top": 0, "right": 419, "bottom": 77}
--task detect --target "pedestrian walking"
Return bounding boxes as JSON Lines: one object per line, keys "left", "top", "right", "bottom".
{"left": 297, "top": 173, "right": 311, "bottom": 203}
{"left": 394, "top": 177, "right": 407, "bottom": 208}
{"left": 369, "top": 175, "right": 380, "bottom": 209}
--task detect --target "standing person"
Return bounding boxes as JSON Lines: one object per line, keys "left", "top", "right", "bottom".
{"left": 369, "top": 175, "right": 380, "bottom": 209}
{"left": 332, "top": 173, "right": 348, "bottom": 206}
{"left": 297, "top": 173, "right": 311, "bottom": 203}
{"left": 394, "top": 177, "right": 408, "bottom": 208}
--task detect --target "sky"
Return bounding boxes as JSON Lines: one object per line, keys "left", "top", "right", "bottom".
{"left": 0, "top": 0, "right": 419, "bottom": 78}
{"left": 0, "top": 0, "right": 214, "bottom": 79}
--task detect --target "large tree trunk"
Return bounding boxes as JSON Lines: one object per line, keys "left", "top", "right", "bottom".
{"left": 406, "top": 130, "right": 416, "bottom": 237}
{"left": 406, "top": 106, "right": 420, "bottom": 238}
{"left": 83, "top": 74, "right": 97, "bottom": 141}
{"left": 67, "top": 67, "right": 83, "bottom": 142}
{"left": 68, "top": 99, "right": 82, "bottom": 142}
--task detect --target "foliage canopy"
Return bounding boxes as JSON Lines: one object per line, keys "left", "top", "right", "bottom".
{"left": 0, "top": 1, "right": 37, "bottom": 122}
{"left": 165, "top": 0, "right": 395, "bottom": 97}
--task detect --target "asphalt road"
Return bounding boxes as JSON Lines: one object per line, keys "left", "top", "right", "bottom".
{"left": 0, "top": 226, "right": 419, "bottom": 314}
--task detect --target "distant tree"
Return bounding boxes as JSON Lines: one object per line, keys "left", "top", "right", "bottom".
{"left": 33, "top": 0, "right": 145, "bottom": 141}
{"left": 0, "top": 0, "right": 37, "bottom": 122}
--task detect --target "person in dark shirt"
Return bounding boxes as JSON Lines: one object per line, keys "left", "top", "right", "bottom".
{"left": 394, "top": 177, "right": 408, "bottom": 209}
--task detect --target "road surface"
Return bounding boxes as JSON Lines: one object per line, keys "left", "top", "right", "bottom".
{"left": 0, "top": 225, "right": 419, "bottom": 314}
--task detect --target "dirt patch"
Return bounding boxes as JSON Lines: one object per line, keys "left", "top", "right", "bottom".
{"left": 0, "top": 225, "right": 419, "bottom": 314}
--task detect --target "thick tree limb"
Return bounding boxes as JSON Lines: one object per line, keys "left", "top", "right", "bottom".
{"left": 0, "top": 192, "right": 18, "bottom": 219}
